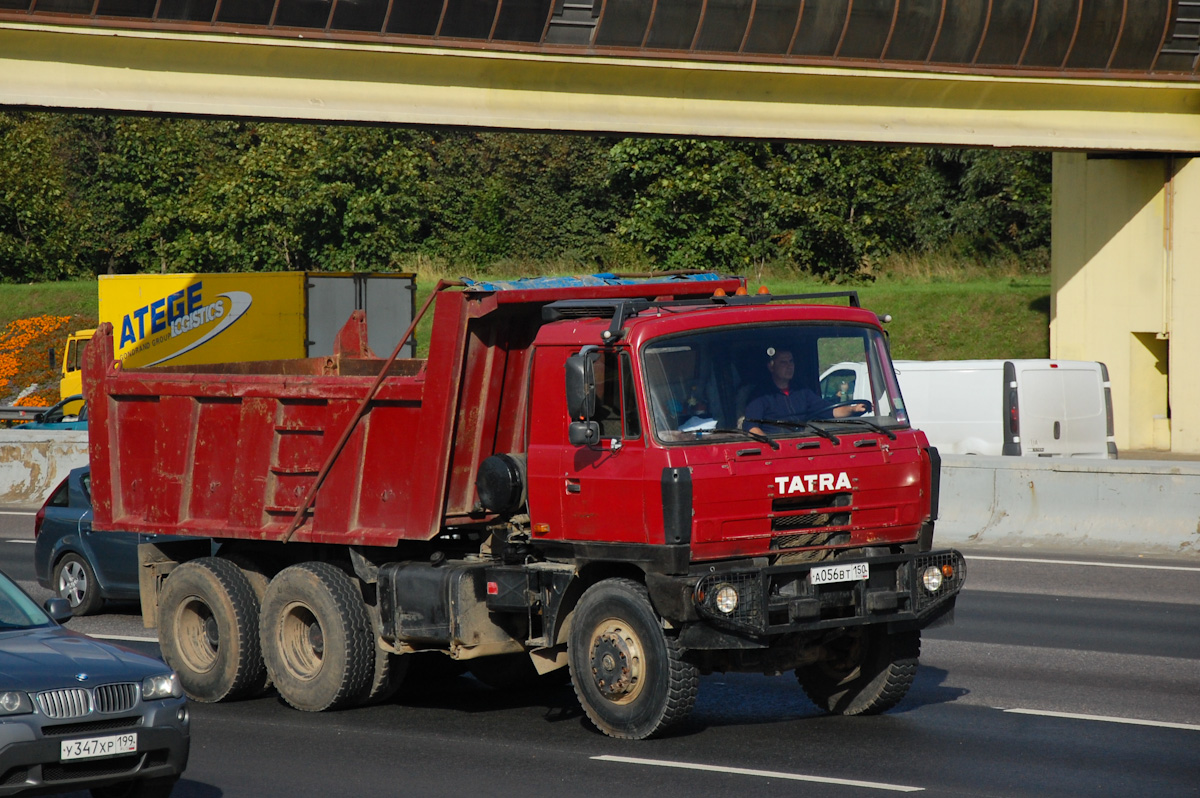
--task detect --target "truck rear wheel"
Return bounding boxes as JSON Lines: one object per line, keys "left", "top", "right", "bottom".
{"left": 568, "top": 578, "right": 698, "bottom": 740}
{"left": 796, "top": 628, "right": 920, "bottom": 715}
{"left": 259, "top": 562, "right": 374, "bottom": 712}
{"left": 158, "top": 557, "right": 266, "bottom": 703}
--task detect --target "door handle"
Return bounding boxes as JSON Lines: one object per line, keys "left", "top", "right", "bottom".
{"left": 1053, "top": 421, "right": 1061, "bottom": 439}
{"left": 566, "top": 480, "right": 581, "bottom": 494}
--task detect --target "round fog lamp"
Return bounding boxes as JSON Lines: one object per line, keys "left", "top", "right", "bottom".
{"left": 714, "top": 584, "right": 739, "bottom": 614}
{"left": 922, "top": 566, "right": 944, "bottom": 593}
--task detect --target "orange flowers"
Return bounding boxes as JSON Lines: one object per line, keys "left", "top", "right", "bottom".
{"left": 0, "top": 315, "right": 71, "bottom": 406}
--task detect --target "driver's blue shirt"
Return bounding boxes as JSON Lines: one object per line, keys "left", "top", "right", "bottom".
{"left": 743, "top": 387, "right": 828, "bottom": 432}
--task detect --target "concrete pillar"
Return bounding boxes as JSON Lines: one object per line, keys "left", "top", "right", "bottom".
{"left": 1051, "top": 154, "right": 1200, "bottom": 454}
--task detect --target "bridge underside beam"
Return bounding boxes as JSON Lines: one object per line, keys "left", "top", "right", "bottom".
{"left": 2, "top": 23, "right": 1198, "bottom": 151}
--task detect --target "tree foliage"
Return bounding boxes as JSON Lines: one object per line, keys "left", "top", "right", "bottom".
{"left": 0, "top": 112, "right": 1051, "bottom": 282}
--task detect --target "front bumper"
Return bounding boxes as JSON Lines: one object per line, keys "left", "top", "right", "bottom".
{"left": 0, "top": 700, "right": 190, "bottom": 797}
{"left": 650, "top": 549, "right": 965, "bottom": 648}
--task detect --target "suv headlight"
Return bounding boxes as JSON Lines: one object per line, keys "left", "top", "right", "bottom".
{"left": 0, "top": 692, "right": 33, "bottom": 716}
{"left": 142, "top": 673, "right": 183, "bottom": 701}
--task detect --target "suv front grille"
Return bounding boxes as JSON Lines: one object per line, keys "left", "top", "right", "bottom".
{"left": 35, "top": 683, "right": 139, "bottom": 719}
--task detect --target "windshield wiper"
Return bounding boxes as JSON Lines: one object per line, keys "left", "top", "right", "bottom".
{"left": 744, "top": 418, "right": 840, "bottom": 445}
{"left": 813, "top": 416, "right": 898, "bottom": 440}
{"left": 701, "top": 427, "right": 781, "bottom": 451}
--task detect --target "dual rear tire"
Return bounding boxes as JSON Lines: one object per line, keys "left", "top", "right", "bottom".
{"left": 160, "top": 558, "right": 395, "bottom": 710}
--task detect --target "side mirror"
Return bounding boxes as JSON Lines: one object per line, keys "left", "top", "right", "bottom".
{"left": 565, "top": 350, "right": 599, "bottom": 422}
{"left": 48, "top": 346, "right": 56, "bottom": 371}
{"left": 44, "top": 597, "right": 73, "bottom": 624}
{"left": 568, "top": 421, "right": 601, "bottom": 446}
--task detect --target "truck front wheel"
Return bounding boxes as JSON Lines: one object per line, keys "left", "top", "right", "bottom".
{"left": 796, "top": 628, "right": 920, "bottom": 715}
{"left": 157, "top": 558, "right": 266, "bottom": 703}
{"left": 259, "top": 562, "right": 374, "bottom": 711}
{"left": 568, "top": 578, "right": 698, "bottom": 740}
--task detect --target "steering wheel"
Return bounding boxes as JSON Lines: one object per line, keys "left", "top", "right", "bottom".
{"left": 823, "top": 399, "right": 873, "bottom": 417}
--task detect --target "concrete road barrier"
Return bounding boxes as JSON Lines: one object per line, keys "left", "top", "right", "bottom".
{"left": 1, "top": 436, "right": 1197, "bottom": 558}
{"left": 936, "top": 454, "right": 1200, "bottom": 558}
{"left": 0, "top": 430, "right": 88, "bottom": 507}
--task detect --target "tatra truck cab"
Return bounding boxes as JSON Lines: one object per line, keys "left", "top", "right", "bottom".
{"left": 83, "top": 274, "right": 963, "bottom": 740}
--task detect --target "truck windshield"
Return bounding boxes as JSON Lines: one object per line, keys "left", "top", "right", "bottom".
{"left": 642, "top": 324, "right": 907, "bottom": 444}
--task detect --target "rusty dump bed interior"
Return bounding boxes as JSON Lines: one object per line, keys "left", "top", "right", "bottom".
{"left": 83, "top": 274, "right": 743, "bottom": 548}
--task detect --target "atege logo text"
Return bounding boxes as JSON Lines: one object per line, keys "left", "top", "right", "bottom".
{"left": 120, "top": 282, "right": 221, "bottom": 348}
{"left": 774, "top": 472, "right": 852, "bottom": 494}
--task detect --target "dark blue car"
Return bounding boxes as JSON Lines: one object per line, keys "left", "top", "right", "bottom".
{"left": 34, "top": 467, "right": 211, "bottom": 617}
{"left": 0, "top": 571, "right": 189, "bottom": 797}
{"left": 34, "top": 467, "right": 145, "bottom": 616}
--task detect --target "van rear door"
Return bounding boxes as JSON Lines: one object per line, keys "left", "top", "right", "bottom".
{"left": 1016, "top": 362, "right": 1109, "bottom": 458}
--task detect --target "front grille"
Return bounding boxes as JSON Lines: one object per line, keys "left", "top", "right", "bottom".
{"left": 772, "top": 513, "right": 831, "bottom": 530}
{"left": 35, "top": 682, "right": 139, "bottom": 720}
{"left": 95, "top": 683, "right": 138, "bottom": 714}
{"left": 41, "top": 716, "right": 142, "bottom": 738}
{"left": 36, "top": 689, "right": 90, "bottom": 719}
{"left": 42, "top": 754, "right": 142, "bottom": 783}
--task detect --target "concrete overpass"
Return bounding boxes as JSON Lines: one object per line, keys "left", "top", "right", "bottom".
{"left": 2, "top": 0, "right": 1200, "bottom": 452}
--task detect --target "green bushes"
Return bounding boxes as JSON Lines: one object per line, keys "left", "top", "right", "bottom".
{"left": 0, "top": 113, "right": 1050, "bottom": 282}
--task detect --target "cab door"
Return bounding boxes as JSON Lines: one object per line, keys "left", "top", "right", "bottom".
{"left": 526, "top": 346, "right": 648, "bottom": 544}
{"left": 562, "top": 350, "right": 649, "bottom": 544}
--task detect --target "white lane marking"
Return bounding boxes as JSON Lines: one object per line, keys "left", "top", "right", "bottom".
{"left": 0, "top": 511, "right": 35, "bottom": 516}
{"left": 1004, "top": 708, "right": 1200, "bottom": 731}
{"left": 4, "top": 539, "right": 35, "bottom": 544}
{"left": 968, "top": 555, "right": 1200, "bottom": 573}
{"left": 592, "top": 755, "right": 924, "bottom": 792}
{"left": 90, "top": 633, "right": 159, "bottom": 643}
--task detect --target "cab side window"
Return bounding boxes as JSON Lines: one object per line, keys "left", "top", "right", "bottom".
{"left": 594, "top": 351, "right": 640, "bottom": 440}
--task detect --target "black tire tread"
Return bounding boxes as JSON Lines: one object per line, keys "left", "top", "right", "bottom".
{"left": 261, "top": 561, "right": 374, "bottom": 712}
{"left": 569, "top": 578, "right": 698, "bottom": 740}
{"left": 159, "top": 557, "right": 265, "bottom": 703}
{"left": 798, "top": 629, "right": 920, "bottom": 716}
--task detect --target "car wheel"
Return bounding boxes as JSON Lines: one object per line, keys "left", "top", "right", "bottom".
{"left": 90, "top": 775, "right": 179, "bottom": 798}
{"left": 54, "top": 553, "right": 103, "bottom": 616}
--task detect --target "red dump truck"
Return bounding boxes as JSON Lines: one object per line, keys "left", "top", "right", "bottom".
{"left": 83, "top": 273, "right": 963, "bottom": 739}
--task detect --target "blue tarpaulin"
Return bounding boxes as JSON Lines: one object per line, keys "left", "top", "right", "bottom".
{"left": 460, "top": 273, "right": 725, "bottom": 292}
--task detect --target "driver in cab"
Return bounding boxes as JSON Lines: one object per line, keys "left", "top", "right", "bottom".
{"left": 744, "top": 347, "right": 869, "bottom": 435}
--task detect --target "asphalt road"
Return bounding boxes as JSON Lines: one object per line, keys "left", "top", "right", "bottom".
{"left": 2, "top": 509, "right": 1198, "bottom": 797}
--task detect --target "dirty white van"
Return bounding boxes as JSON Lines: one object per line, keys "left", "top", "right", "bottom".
{"left": 819, "top": 359, "right": 1117, "bottom": 458}
{"left": 890, "top": 360, "right": 1117, "bottom": 458}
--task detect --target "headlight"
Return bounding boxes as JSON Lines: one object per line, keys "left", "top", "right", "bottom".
{"left": 921, "top": 566, "right": 944, "bottom": 593}
{"left": 714, "top": 584, "right": 739, "bottom": 614}
{"left": 142, "top": 673, "right": 183, "bottom": 701}
{"left": 0, "top": 692, "right": 32, "bottom": 716}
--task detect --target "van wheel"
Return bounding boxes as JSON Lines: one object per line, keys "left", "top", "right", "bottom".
{"left": 568, "top": 578, "right": 698, "bottom": 739}
{"left": 158, "top": 558, "right": 266, "bottom": 703}
{"left": 796, "top": 628, "right": 920, "bottom": 715}
{"left": 54, "top": 553, "right": 103, "bottom": 616}
{"left": 259, "top": 562, "right": 374, "bottom": 712}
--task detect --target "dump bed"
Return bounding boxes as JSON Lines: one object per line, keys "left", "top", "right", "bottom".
{"left": 84, "top": 274, "right": 741, "bottom": 546}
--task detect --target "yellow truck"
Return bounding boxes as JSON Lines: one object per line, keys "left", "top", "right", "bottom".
{"left": 59, "top": 272, "right": 415, "bottom": 406}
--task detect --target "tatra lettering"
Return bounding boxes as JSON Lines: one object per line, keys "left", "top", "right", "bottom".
{"left": 773, "top": 472, "right": 853, "bottom": 495}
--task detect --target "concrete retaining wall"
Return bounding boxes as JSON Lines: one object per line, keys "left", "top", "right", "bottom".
{"left": 0, "top": 431, "right": 89, "bottom": 507}
{"left": 936, "top": 455, "right": 1200, "bottom": 558}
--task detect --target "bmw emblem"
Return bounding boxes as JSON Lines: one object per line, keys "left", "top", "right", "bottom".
{"left": 74, "top": 673, "right": 88, "bottom": 682}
